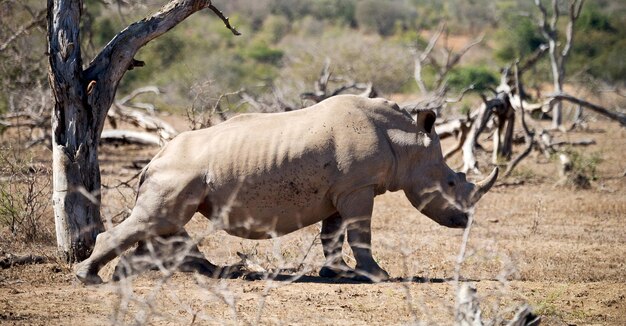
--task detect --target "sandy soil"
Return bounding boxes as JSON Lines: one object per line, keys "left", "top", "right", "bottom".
{"left": 1, "top": 119, "right": 625, "bottom": 325}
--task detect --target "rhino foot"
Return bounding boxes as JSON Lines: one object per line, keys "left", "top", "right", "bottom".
{"left": 319, "top": 266, "right": 353, "bottom": 279}
{"left": 353, "top": 267, "right": 390, "bottom": 283}
{"left": 75, "top": 261, "right": 103, "bottom": 285}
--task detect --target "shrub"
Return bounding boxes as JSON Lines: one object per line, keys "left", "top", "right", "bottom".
{"left": 447, "top": 65, "right": 498, "bottom": 92}
{"left": 495, "top": 17, "right": 544, "bottom": 62}
{"left": 310, "top": 0, "right": 357, "bottom": 27}
{"left": 262, "top": 14, "right": 291, "bottom": 43}
{"left": 0, "top": 149, "right": 52, "bottom": 243}
{"left": 246, "top": 43, "right": 284, "bottom": 64}
{"left": 570, "top": 5, "right": 626, "bottom": 84}
{"left": 354, "top": 0, "right": 414, "bottom": 36}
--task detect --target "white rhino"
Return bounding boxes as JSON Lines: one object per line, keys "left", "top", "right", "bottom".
{"left": 76, "top": 95, "right": 497, "bottom": 284}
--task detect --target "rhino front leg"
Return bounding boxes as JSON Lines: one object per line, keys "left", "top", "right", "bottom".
{"left": 337, "top": 188, "right": 389, "bottom": 282}
{"left": 319, "top": 213, "right": 352, "bottom": 278}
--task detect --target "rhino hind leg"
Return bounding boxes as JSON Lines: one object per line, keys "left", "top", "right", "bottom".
{"left": 75, "top": 177, "right": 205, "bottom": 285}
{"left": 319, "top": 213, "right": 353, "bottom": 278}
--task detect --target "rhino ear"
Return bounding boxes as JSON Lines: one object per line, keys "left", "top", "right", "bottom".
{"left": 415, "top": 110, "right": 436, "bottom": 134}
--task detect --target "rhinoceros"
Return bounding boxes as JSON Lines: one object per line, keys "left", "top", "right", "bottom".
{"left": 75, "top": 95, "right": 497, "bottom": 284}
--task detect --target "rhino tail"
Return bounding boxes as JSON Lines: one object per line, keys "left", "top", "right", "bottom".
{"left": 135, "top": 162, "right": 152, "bottom": 200}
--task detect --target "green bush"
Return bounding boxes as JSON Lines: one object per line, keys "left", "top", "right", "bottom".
{"left": 577, "top": 6, "right": 616, "bottom": 33}
{"left": 262, "top": 15, "right": 291, "bottom": 43}
{"left": 269, "top": 0, "right": 311, "bottom": 20}
{"left": 447, "top": 66, "right": 498, "bottom": 92}
{"left": 570, "top": 5, "right": 626, "bottom": 83}
{"left": 310, "top": 0, "right": 357, "bottom": 27}
{"left": 355, "top": 0, "right": 415, "bottom": 36}
{"left": 495, "top": 17, "right": 544, "bottom": 62}
{"left": 246, "top": 44, "right": 284, "bottom": 65}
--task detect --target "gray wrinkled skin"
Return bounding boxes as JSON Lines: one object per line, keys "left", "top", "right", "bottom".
{"left": 75, "top": 95, "right": 497, "bottom": 284}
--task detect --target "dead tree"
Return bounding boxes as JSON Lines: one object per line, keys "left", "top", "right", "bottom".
{"left": 300, "top": 59, "right": 377, "bottom": 104}
{"left": 240, "top": 86, "right": 294, "bottom": 113}
{"left": 435, "top": 115, "right": 473, "bottom": 160}
{"left": 410, "top": 22, "right": 484, "bottom": 96}
{"left": 407, "top": 23, "right": 483, "bottom": 156}
{"left": 461, "top": 91, "right": 515, "bottom": 173}
{"left": 108, "top": 86, "right": 178, "bottom": 144}
{"left": 47, "top": 0, "right": 239, "bottom": 262}
{"left": 534, "top": 0, "right": 585, "bottom": 129}
{"left": 505, "top": 62, "right": 537, "bottom": 177}
{"left": 503, "top": 63, "right": 597, "bottom": 178}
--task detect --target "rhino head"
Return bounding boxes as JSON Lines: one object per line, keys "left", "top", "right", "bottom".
{"left": 400, "top": 109, "right": 498, "bottom": 228}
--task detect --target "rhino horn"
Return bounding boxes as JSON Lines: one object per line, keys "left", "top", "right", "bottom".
{"left": 471, "top": 167, "right": 499, "bottom": 205}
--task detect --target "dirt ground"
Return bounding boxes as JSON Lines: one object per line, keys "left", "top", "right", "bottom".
{"left": 1, "top": 117, "right": 625, "bottom": 325}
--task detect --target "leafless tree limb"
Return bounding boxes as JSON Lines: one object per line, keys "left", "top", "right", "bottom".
{"left": 461, "top": 91, "right": 514, "bottom": 173}
{"left": 445, "top": 85, "right": 475, "bottom": 103}
{"left": 447, "top": 33, "right": 484, "bottom": 69}
{"left": 410, "top": 23, "right": 483, "bottom": 96}
{"left": 411, "top": 23, "right": 445, "bottom": 95}
{"left": 534, "top": 0, "right": 585, "bottom": 129}
{"left": 109, "top": 87, "right": 178, "bottom": 141}
{"left": 545, "top": 93, "right": 626, "bottom": 127}
{"left": 505, "top": 62, "right": 536, "bottom": 177}
{"left": 117, "top": 86, "right": 161, "bottom": 112}
{"left": 0, "top": 9, "right": 45, "bottom": 53}
{"left": 208, "top": 4, "right": 241, "bottom": 36}
{"left": 301, "top": 59, "right": 377, "bottom": 104}
{"left": 519, "top": 44, "right": 548, "bottom": 76}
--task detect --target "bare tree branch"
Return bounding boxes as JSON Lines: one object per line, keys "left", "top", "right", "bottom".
{"left": 534, "top": 0, "right": 584, "bottom": 129}
{"left": 208, "top": 4, "right": 241, "bottom": 36}
{"left": 301, "top": 59, "right": 376, "bottom": 104}
{"left": 0, "top": 8, "right": 45, "bottom": 53}
{"left": 83, "top": 0, "right": 240, "bottom": 136}
{"left": 546, "top": 93, "right": 626, "bottom": 126}
{"left": 562, "top": 0, "right": 584, "bottom": 58}
{"left": 117, "top": 86, "right": 161, "bottom": 108}
{"left": 448, "top": 33, "right": 484, "bottom": 69}
{"left": 505, "top": 62, "right": 535, "bottom": 177}
{"left": 411, "top": 23, "right": 445, "bottom": 95}
{"left": 410, "top": 22, "right": 483, "bottom": 96}
{"left": 519, "top": 44, "right": 548, "bottom": 76}
{"left": 445, "top": 84, "right": 475, "bottom": 103}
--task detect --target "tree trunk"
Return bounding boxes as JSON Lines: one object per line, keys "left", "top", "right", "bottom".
{"left": 48, "top": 0, "right": 104, "bottom": 262}
{"left": 46, "top": 0, "right": 239, "bottom": 262}
{"left": 547, "top": 39, "right": 563, "bottom": 129}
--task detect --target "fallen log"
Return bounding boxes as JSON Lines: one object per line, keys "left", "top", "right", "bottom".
{"left": 0, "top": 254, "right": 47, "bottom": 269}
{"left": 101, "top": 129, "right": 162, "bottom": 146}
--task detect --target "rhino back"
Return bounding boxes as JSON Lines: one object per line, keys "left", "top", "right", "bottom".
{"left": 148, "top": 95, "right": 406, "bottom": 236}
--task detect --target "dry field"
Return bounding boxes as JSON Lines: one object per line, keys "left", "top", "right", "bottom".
{"left": 1, "top": 117, "right": 625, "bottom": 325}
